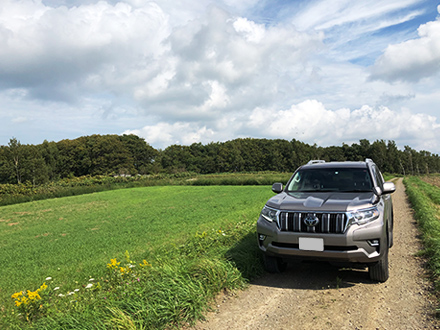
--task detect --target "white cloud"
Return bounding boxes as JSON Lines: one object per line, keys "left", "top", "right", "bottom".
{"left": 248, "top": 101, "right": 440, "bottom": 152}
{"left": 11, "top": 116, "right": 28, "bottom": 123}
{"left": 0, "top": 0, "right": 170, "bottom": 100}
{"left": 133, "top": 6, "right": 323, "bottom": 120}
{"left": 291, "top": 0, "right": 422, "bottom": 31}
{"left": 371, "top": 11, "right": 440, "bottom": 82}
{"left": 123, "top": 122, "right": 216, "bottom": 147}
{"left": 286, "top": 0, "right": 429, "bottom": 66}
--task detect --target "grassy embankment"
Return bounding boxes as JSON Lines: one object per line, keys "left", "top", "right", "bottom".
{"left": 0, "top": 175, "right": 291, "bottom": 329}
{"left": 404, "top": 175, "right": 440, "bottom": 299}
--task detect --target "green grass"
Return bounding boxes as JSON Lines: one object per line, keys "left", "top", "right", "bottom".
{"left": 404, "top": 177, "right": 440, "bottom": 293}
{"left": 0, "top": 172, "right": 292, "bottom": 207}
{"left": 0, "top": 185, "right": 273, "bottom": 328}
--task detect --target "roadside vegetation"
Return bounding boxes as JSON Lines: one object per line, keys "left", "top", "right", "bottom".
{"left": 0, "top": 172, "right": 292, "bottom": 207}
{"left": 404, "top": 174, "right": 440, "bottom": 295}
{"left": 0, "top": 185, "right": 273, "bottom": 329}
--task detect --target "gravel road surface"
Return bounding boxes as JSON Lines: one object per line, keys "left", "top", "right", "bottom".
{"left": 193, "top": 178, "right": 440, "bottom": 329}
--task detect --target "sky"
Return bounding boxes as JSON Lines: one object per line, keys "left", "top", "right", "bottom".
{"left": 0, "top": 0, "right": 439, "bottom": 154}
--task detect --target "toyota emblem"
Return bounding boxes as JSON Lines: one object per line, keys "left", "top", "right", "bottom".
{"left": 304, "top": 214, "right": 319, "bottom": 227}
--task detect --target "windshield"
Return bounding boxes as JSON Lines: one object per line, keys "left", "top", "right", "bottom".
{"left": 287, "top": 168, "right": 373, "bottom": 192}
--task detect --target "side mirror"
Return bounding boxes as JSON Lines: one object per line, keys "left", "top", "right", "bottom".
{"left": 383, "top": 182, "right": 396, "bottom": 195}
{"left": 373, "top": 186, "right": 382, "bottom": 196}
{"left": 272, "top": 183, "right": 283, "bottom": 193}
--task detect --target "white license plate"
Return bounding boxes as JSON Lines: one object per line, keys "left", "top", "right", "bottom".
{"left": 299, "top": 237, "right": 324, "bottom": 252}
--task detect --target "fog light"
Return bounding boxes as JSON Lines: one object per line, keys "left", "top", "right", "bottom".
{"left": 259, "top": 234, "right": 266, "bottom": 242}
{"left": 368, "top": 239, "right": 380, "bottom": 247}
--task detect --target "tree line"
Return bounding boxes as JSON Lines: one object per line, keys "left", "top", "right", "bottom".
{"left": 0, "top": 134, "right": 439, "bottom": 185}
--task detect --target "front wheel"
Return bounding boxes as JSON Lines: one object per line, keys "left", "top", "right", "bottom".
{"left": 263, "top": 255, "right": 287, "bottom": 273}
{"left": 368, "top": 245, "right": 389, "bottom": 282}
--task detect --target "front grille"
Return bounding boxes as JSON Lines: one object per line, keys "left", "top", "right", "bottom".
{"left": 278, "top": 212, "right": 348, "bottom": 234}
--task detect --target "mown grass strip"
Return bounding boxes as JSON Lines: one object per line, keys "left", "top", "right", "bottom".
{"left": 404, "top": 177, "right": 440, "bottom": 292}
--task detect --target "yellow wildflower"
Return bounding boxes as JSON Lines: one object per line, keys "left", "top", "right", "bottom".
{"left": 15, "top": 300, "right": 22, "bottom": 307}
{"left": 140, "top": 260, "right": 152, "bottom": 267}
{"left": 11, "top": 291, "right": 23, "bottom": 299}
{"left": 38, "top": 282, "right": 47, "bottom": 291}
{"left": 27, "top": 290, "right": 41, "bottom": 301}
{"left": 107, "top": 258, "right": 121, "bottom": 269}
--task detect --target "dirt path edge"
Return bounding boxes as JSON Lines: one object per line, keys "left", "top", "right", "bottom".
{"left": 191, "top": 178, "right": 440, "bottom": 330}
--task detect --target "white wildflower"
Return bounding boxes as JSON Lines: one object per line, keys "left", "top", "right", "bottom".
{"left": 89, "top": 278, "right": 94, "bottom": 281}
{"left": 58, "top": 293, "right": 65, "bottom": 297}
{"left": 74, "top": 289, "right": 80, "bottom": 292}
{"left": 45, "top": 277, "right": 52, "bottom": 281}
{"left": 85, "top": 283, "right": 93, "bottom": 289}
{"left": 54, "top": 287, "right": 60, "bottom": 291}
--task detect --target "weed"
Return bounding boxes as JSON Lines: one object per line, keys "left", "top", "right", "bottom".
{"left": 336, "top": 276, "right": 342, "bottom": 289}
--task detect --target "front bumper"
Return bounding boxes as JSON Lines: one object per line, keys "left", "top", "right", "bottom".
{"left": 257, "top": 215, "right": 386, "bottom": 264}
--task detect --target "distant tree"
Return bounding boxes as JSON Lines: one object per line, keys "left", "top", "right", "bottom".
{"left": 160, "top": 145, "right": 194, "bottom": 173}
{"left": 0, "top": 145, "right": 14, "bottom": 183}
{"left": 40, "top": 140, "right": 60, "bottom": 181}
{"left": 21, "top": 145, "right": 49, "bottom": 185}
{"left": 322, "top": 146, "right": 345, "bottom": 162}
{"left": 119, "top": 134, "right": 159, "bottom": 174}
{"left": 1, "top": 135, "right": 439, "bottom": 183}
{"left": 202, "top": 142, "right": 220, "bottom": 174}
{"left": 385, "top": 141, "right": 400, "bottom": 174}
{"left": 8, "top": 137, "right": 23, "bottom": 184}
{"left": 370, "top": 140, "right": 387, "bottom": 172}
{"left": 87, "top": 135, "right": 135, "bottom": 175}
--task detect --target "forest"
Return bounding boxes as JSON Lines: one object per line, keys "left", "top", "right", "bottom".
{"left": 0, "top": 134, "right": 439, "bottom": 185}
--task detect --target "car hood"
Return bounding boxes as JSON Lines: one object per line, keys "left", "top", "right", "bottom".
{"left": 266, "top": 191, "right": 375, "bottom": 212}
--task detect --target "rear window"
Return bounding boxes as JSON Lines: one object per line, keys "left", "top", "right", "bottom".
{"left": 287, "top": 168, "right": 373, "bottom": 192}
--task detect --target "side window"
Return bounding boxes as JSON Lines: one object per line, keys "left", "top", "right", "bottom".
{"left": 371, "top": 165, "right": 384, "bottom": 190}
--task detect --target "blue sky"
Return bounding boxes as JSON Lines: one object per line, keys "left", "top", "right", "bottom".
{"left": 0, "top": 0, "right": 439, "bottom": 154}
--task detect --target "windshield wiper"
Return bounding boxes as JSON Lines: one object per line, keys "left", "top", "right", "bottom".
{"left": 339, "top": 189, "right": 372, "bottom": 192}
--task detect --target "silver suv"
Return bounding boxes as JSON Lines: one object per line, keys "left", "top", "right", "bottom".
{"left": 257, "top": 159, "right": 395, "bottom": 282}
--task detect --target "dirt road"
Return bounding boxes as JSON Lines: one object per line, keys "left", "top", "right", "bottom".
{"left": 193, "top": 178, "right": 440, "bottom": 329}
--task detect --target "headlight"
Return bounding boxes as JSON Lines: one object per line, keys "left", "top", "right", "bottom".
{"left": 348, "top": 207, "right": 380, "bottom": 225}
{"left": 260, "top": 205, "right": 279, "bottom": 223}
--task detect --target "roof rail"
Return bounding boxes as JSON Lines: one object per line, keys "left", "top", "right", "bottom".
{"left": 365, "top": 158, "right": 374, "bottom": 163}
{"left": 307, "top": 160, "right": 326, "bottom": 165}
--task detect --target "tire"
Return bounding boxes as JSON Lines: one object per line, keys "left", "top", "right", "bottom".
{"left": 389, "top": 212, "right": 394, "bottom": 248}
{"left": 368, "top": 243, "right": 389, "bottom": 282}
{"left": 263, "top": 255, "right": 287, "bottom": 273}
{"left": 388, "top": 227, "right": 394, "bottom": 249}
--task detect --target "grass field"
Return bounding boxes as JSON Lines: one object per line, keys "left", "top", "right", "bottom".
{"left": 0, "top": 185, "right": 274, "bottom": 328}
{"left": 404, "top": 175, "right": 440, "bottom": 294}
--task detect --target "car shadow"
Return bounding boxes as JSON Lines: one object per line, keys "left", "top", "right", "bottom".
{"left": 252, "top": 262, "right": 372, "bottom": 290}
{"left": 226, "top": 231, "right": 374, "bottom": 291}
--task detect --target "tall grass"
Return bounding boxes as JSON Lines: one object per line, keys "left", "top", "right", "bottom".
{"left": 404, "top": 176, "right": 440, "bottom": 291}
{"left": 0, "top": 185, "right": 271, "bottom": 329}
